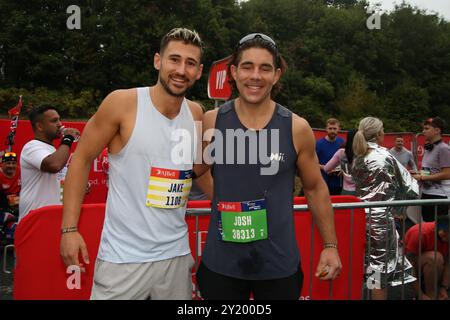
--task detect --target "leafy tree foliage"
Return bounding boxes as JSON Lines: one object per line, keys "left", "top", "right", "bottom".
{"left": 0, "top": 0, "right": 449, "bottom": 131}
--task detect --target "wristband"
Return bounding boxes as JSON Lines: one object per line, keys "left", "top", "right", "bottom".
{"left": 60, "top": 135, "right": 75, "bottom": 148}
{"left": 61, "top": 227, "right": 78, "bottom": 235}
{"left": 324, "top": 243, "right": 338, "bottom": 249}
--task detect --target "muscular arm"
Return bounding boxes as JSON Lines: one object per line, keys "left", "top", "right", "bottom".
{"left": 40, "top": 145, "right": 72, "bottom": 173}
{"left": 61, "top": 91, "right": 126, "bottom": 228}
{"left": 187, "top": 100, "right": 213, "bottom": 198}
{"left": 60, "top": 89, "right": 132, "bottom": 268}
{"left": 40, "top": 127, "right": 80, "bottom": 173}
{"left": 193, "top": 108, "right": 218, "bottom": 179}
{"left": 293, "top": 115, "right": 341, "bottom": 280}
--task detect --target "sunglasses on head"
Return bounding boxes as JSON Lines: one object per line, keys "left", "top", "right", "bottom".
{"left": 237, "top": 33, "right": 277, "bottom": 49}
{"left": 4, "top": 152, "right": 16, "bottom": 157}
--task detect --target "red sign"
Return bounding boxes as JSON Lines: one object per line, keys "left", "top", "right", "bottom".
{"left": 207, "top": 56, "right": 232, "bottom": 100}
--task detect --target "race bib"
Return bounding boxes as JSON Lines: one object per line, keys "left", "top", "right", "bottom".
{"left": 146, "top": 167, "right": 192, "bottom": 209}
{"left": 218, "top": 199, "right": 268, "bottom": 243}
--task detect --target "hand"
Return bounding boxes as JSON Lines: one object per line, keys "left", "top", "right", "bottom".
{"left": 412, "top": 174, "right": 421, "bottom": 181}
{"left": 60, "top": 231, "right": 90, "bottom": 272}
{"left": 315, "top": 248, "right": 342, "bottom": 281}
{"left": 63, "top": 127, "right": 81, "bottom": 139}
{"left": 419, "top": 293, "right": 432, "bottom": 300}
{"left": 439, "top": 287, "right": 449, "bottom": 300}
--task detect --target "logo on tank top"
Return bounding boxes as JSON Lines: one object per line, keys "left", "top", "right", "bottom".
{"left": 270, "top": 153, "right": 285, "bottom": 162}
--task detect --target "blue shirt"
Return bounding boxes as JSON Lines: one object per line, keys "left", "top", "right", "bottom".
{"left": 316, "top": 137, "right": 344, "bottom": 189}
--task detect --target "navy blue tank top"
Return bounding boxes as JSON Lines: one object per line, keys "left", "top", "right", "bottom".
{"left": 201, "top": 100, "right": 300, "bottom": 280}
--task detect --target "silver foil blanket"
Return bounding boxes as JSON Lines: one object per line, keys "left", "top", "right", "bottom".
{"left": 353, "top": 142, "right": 419, "bottom": 287}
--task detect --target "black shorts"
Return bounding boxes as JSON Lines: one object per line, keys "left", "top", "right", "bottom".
{"left": 196, "top": 261, "right": 303, "bottom": 300}
{"left": 421, "top": 193, "right": 449, "bottom": 222}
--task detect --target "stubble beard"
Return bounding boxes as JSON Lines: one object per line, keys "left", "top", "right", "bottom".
{"left": 159, "top": 75, "right": 192, "bottom": 98}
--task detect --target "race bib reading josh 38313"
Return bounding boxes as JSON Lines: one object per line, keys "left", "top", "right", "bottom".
{"left": 218, "top": 199, "right": 268, "bottom": 243}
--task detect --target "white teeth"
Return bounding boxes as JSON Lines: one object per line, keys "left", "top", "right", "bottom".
{"left": 171, "top": 77, "right": 186, "bottom": 83}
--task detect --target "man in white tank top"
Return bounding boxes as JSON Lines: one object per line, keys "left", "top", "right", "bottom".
{"left": 60, "top": 28, "right": 209, "bottom": 300}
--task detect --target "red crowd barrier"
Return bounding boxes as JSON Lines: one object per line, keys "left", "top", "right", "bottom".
{"left": 312, "top": 128, "right": 347, "bottom": 142}
{"left": 13, "top": 196, "right": 365, "bottom": 300}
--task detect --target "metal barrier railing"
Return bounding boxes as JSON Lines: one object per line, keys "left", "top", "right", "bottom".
{"left": 3, "top": 244, "right": 14, "bottom": 274}
{"left": 186, "top": 198, "right": 450, "bottom": 300}
{"left": 3, "top": 199, "right": 448, "bottom": 299}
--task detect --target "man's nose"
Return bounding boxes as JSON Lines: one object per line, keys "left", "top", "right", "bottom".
{"left": 175, "top": 61, "right": 187, "bottom": 75}
{"left": 250, "top": 68, "right": 262, "bottom": 80}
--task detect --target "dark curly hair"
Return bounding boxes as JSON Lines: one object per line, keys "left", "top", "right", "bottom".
{"left": 227, "top": 34, "right": 287, "bottom": 98}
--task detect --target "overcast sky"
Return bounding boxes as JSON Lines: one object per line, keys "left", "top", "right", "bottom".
{"left": 368, "top": 0, "right": 450, "bottom": 20}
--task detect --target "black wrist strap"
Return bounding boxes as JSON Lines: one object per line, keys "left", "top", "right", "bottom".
{"left": 60, "top": 135, "right": 75, "bottom": 148}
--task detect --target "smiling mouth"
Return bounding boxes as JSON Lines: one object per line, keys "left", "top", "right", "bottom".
{"left": 170, "top": 76, "right": 187, "bottom": 86}
{"left": 246, "top": 84, "right": 263, "bottom": 91}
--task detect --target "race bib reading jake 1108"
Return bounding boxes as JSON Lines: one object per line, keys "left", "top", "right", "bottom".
{"left": 218, "top": 199, "right": 268, "bottom": 243}
{"left": 146, "top": 167, "right": 192, "bottom": 209}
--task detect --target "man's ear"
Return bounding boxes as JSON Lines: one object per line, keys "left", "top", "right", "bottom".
{"left": 230, "top": 64, "right": 237, "bottom": 81}
{"left": 196, "top": 64, "right": 204, "bottom": 80}
{"left": 273, "top": 68, "right": 282, "bottom": 85}
{"left": 154, "top": 52, "right": 161, "bottom": 71}
{"left": 35, "top": 121, "right": 44, "bottom": 132}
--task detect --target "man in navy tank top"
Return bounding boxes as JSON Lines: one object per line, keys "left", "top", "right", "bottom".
{"left": 60, "top": 28, "right": 209, "bottom": 299}
{"left": 195, "top": 33, "right": 342, "bottom": 299}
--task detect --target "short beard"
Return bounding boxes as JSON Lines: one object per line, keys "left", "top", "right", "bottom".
{"left": 159, "top": 76, "right": 190, "bottom": 98}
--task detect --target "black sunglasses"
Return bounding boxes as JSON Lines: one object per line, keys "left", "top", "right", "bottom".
{"left": 237, "top": 33, "right": 277, "bottom": 49}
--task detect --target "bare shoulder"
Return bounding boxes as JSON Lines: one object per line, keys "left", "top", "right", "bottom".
{"left": 203, "top": 108, "right": 219, "bottom": 129}
{"left": 292, "top": 113, "right": 312, "bottom": 134}
{"left": 292, "top": 113, "right": 315, "bottom": 153}
{"left": 95, "top": 88, "right": 137, "bottom": 120}
{"left": 186, "top": 100, "right": 204, "bottom": 121}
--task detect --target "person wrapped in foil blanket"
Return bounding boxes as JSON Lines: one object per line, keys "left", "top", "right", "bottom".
{"left": 352, "top": 118, "right": 419, "bottom": 291}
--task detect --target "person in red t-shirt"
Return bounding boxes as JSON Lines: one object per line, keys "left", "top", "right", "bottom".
{"left": 0, "top": 151, "right": 20, "bottom": 244}
{"left": 0, "top": 151, "right": 21, "bottom": 216}
{"left": 405, "top": 215, "right": 449, "bottom": 300}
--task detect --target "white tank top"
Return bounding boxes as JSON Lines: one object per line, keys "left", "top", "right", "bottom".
{"left": 97, "top": 87, "right": 197, "bottom": 263}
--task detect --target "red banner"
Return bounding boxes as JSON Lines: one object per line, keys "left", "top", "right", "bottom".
{"left": 7, "top": 96, "right": 23, "bottom": 117}
{"left": 207, "top": 56, "right": 232, "bottom": 100}
{"left": 312, "top": 128, "right": 347, "bottom": 142}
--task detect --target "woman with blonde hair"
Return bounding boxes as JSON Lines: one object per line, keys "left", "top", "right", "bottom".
{"left": 352, "top": 117, "right": 419, "bottom": 300}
